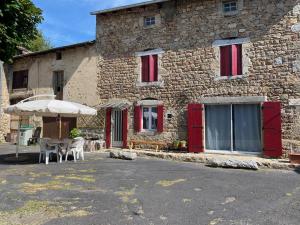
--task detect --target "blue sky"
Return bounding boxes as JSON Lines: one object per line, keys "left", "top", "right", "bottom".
{"left": 32, "top": 0, "right": 147, "bottom": 47}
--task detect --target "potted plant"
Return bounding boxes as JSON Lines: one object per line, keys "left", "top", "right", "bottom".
{"left": 173, "top": 140, "right": 180, "bottom": 150}
{"left": 69, "top": 128, "right": 82, "bottom": 139}
{"left": 179, "top": 140, "right": 187, "bottom": 148}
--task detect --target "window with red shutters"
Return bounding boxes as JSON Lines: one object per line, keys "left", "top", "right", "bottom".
{"left": 220, "top": 44, "right": 242, "bottom": 76}
{"left": 141, "top": 55, "right": 158, "bottom": 82}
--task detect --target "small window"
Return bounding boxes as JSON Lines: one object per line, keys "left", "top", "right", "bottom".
{"left": 144, "top": 16, "right": 156, "bottom": 27}
{"left": 220, "top": 44, "right": 242, "bottom": 76}
{"left": 12, "top": 70, "right": 28, "bottom": 89}
{"left": 141, "top": 55, "right": 158, "bottom": 82}
{"left": 142, "top": 106, "right": 157, "bottom": 131}
{"left": 56, "top": 52, "right": 62, "bottom": 60}
{"left": 53, "top": 71, "right": 64, "bottom": 100}
{"left": 223, "top": 1, "right": 238, "bottom": 13}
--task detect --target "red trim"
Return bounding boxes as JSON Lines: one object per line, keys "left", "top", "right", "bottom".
{"left": 157, "top": 105, "right": 164, "bottom": 133}
{"left": 263, "top": 102, "right": 282, "bottom": 157}
{"left": 122, "top": 109, "right": 128, "bottom": 148}
{"left": 105, "top": 108, "right": 112, "bottom": 148}
{"left": 134, "top": 105, "right": 142, "bottom": 132}
{"left": 231, "top": 44, "right": 243, "bottom": 76}
{"left": 187, "top": 104, "right": 204, "bottom": 153}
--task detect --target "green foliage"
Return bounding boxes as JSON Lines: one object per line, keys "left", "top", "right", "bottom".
{"left": 0, "top": 0, "right": 43, "bottom": 62}
{"left": 25, "top": 30, "right": 52, "bottom": 52}
{"left": 70, "top": 128, "right": 81, "bottom": 139}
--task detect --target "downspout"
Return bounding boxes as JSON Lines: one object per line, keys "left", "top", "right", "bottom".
{"left": 0, "top": 61, "right": 3, "bottom": 115}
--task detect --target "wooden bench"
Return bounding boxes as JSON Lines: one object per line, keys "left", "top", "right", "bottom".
{"left": 128, "top": 140, "right": 166, "bottom": 152}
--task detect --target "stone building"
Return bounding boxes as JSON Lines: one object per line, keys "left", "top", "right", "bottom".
{"left": 7, "top": 41, "right": 98, "bottom": 139}
{"left": 0, "top": 61, "right": 10, "bottom": 143}
{"left": 92, "top": 0, "right": 300, "bottom": 157}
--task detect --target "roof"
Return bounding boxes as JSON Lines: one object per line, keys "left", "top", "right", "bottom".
{"left": 90, "top": 0, "right": 169, "bottom": 15}
{"left": 14, "top": 40, "right": 95, "bottom": 59}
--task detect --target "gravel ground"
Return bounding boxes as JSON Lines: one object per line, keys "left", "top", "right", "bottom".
{"left": 0, "top": 144, "right": 299, "bottom": 225}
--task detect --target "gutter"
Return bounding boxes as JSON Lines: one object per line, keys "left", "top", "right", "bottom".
{"left": 90, "top": 0, "right": 170, "bottom": 15}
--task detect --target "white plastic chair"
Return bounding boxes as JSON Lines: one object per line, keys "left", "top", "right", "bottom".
{"left": 38, "top": 138, "right": 59, "bottom": 165}
{"left": 57, "top": 138, "right": 72, "bottom": 163}
{"left": 65, "top": 137, "right": 85, "bottom": 162}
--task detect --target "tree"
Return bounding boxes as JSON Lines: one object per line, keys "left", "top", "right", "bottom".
{"left": 0, "top": 0, "right": 43, "bottom": 62}
{"left": 25, "top": 30, "right": 53, "bottom": 52}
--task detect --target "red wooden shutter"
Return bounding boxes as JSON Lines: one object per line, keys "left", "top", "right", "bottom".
{"left": 157, "top": 105, "right": 164, "bottom": 132}
{"left": 105, "top": 108, "right": 112, "bottom": 148}
{"left": 122, "top": 109, "right": 128, "bottom": 148}
{"left": 134, "top": 105, "right": 142, "bottom": 132}
{"left": 149, "top": 55, "right": 158, "bottom": 82}
{"left": 141, "top": 56, "right": 149, "bottom": 82}
{"left": 188, "top": 104, "right": 204, "bottom": 153}
{"left": 220, "top": 46, "right": 231, "bottom": 76}
{"left": 263, "top": 102, "right": 282, "bottom": 157}
{"left": 232, "top": 44, "right": 242, "bottom": 76}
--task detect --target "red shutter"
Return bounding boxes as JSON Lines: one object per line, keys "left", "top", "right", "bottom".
{"left": 105, "top": 108, "right": 112, "bottom": 148}
{"left": 263, "top": 102, "right": 282, "bottom": 157}
{"left": 157, "top": 105, "right": 164, "bottom": 133}
{"left": 220, "top": 46, "right": 231, "bottom": 76}
{"left": 122, "top": 109, "right": 128, "bottom": 148}
{"left": 232, "top": 44, "right": 243, "bottom": 76}
{"left": 154, "top": 55, "right": 158, "bottom": 81}
{"left": 187, "top": 104, "right": 204, "bottom": 153}
{"left": 134, "top": 105, "right": 142, "bottom": 132}
{"left": 141, "top": 56, "right": 149, "bottom": 82}
{"left": 149, "top": 55, "right": 158, "bottom": 82}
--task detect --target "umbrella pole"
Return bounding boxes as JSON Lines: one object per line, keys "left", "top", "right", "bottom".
{"left": 58, "top": 115, "right": 62, "bottom": 139}
{"left": 16, "top": 117, "right": 21, "bottom": 158}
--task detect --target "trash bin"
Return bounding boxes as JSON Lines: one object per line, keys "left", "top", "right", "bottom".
{"left": 19, "top": 127, "right": 33, "bottom": 146}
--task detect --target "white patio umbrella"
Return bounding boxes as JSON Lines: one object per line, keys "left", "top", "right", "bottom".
{"left": 4, "top": 95, "right": 97, "bottom": 158}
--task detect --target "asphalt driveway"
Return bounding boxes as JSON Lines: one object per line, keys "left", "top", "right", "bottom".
{"left": 0, "top": 144, "right": 299, "bottom": 225}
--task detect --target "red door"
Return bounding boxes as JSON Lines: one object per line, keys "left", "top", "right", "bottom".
{"left": 263, "top": 102, "right": 282, "bottom": 157}
{"left": 187, "top": 104, "right": 204, "bottom": 153}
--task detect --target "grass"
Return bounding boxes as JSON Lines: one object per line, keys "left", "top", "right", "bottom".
{"left": 156, "top": 179, "right": 186, "bottom": 187}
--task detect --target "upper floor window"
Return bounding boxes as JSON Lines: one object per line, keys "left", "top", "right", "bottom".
{"left": 144, "top": 16, "right": 156, "bottom": 27}
{"left": 56, "top": 52, "right": 62, "bottom": 60}
{"left": 12, "top": 70, "right": 28, "bottom": 89}
{"left": 141, "top": 55, "right": 158, "bottom": 82}
{"left": 223, "top": 1, "right": 238, "bottom": 13}
{"left": 220, "top": 44, "right": 242, "bottom": 76}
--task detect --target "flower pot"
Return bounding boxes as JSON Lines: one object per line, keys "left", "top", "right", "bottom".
{"left": 289, "top": 153, "right": 300, "bottom": 164}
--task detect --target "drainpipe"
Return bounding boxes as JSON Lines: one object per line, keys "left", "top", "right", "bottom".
{"left": 0, "top": 60, "right": 3, "bottom": 114}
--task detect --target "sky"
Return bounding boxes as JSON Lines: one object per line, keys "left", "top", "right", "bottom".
{"left": 32, "top": 0, "right": 147, "bottom": 47}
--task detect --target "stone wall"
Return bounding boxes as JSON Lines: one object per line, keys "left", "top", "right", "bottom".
{"left": 0, "top": 61, "right": 10, "bottom": 143}
{"left": 9, "top": 43, "right": 99, "bottom": 132}
{"left": 96, "top": 0, "right": 300, "bottom": 154}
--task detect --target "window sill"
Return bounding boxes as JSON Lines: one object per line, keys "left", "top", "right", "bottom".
{"left": 136, "top": 81, "right": 164, "bottom": 87}
{"left": 11, "top": 88, "right": 28, "bottom": 92}
{"left": 139, "top": 131, "right": 157, "bottom": 136}
{"left": 214, "top": 74, "right": 247, "bottom": 81}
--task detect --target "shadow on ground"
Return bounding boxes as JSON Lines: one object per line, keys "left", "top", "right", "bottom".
{"left": 0, "top": 153, "right": 40, "bottom": 165}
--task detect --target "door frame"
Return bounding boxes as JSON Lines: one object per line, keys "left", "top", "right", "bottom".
{"left": 111, "top": 109, "right": 123, "bottom": 147}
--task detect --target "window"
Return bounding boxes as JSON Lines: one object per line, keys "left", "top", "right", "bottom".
{"left": 144, "top": 16, "right": 155, "bottom": 27}
{"left": 141, "top": 55, "right": 158, "bottom": 82}
{"left": 220, "top": 44, "right": 242, "bottom": 76}
{"left": 205, "top": 104, "right": 261, "bottom": 152}
{"left": 56, "top": 52, "right": 62, "bottom": 60}
{"left": 53, "top": 71, "right": 64, "bottom": 100}
{"left": 223, "top": 1, "right": 238, "bottom": 13}
{"left": 12, "top": 70, "right": 28, "bottom": 89}
{"left": 142, "top": 106, "right": 157, "bottom": 131}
